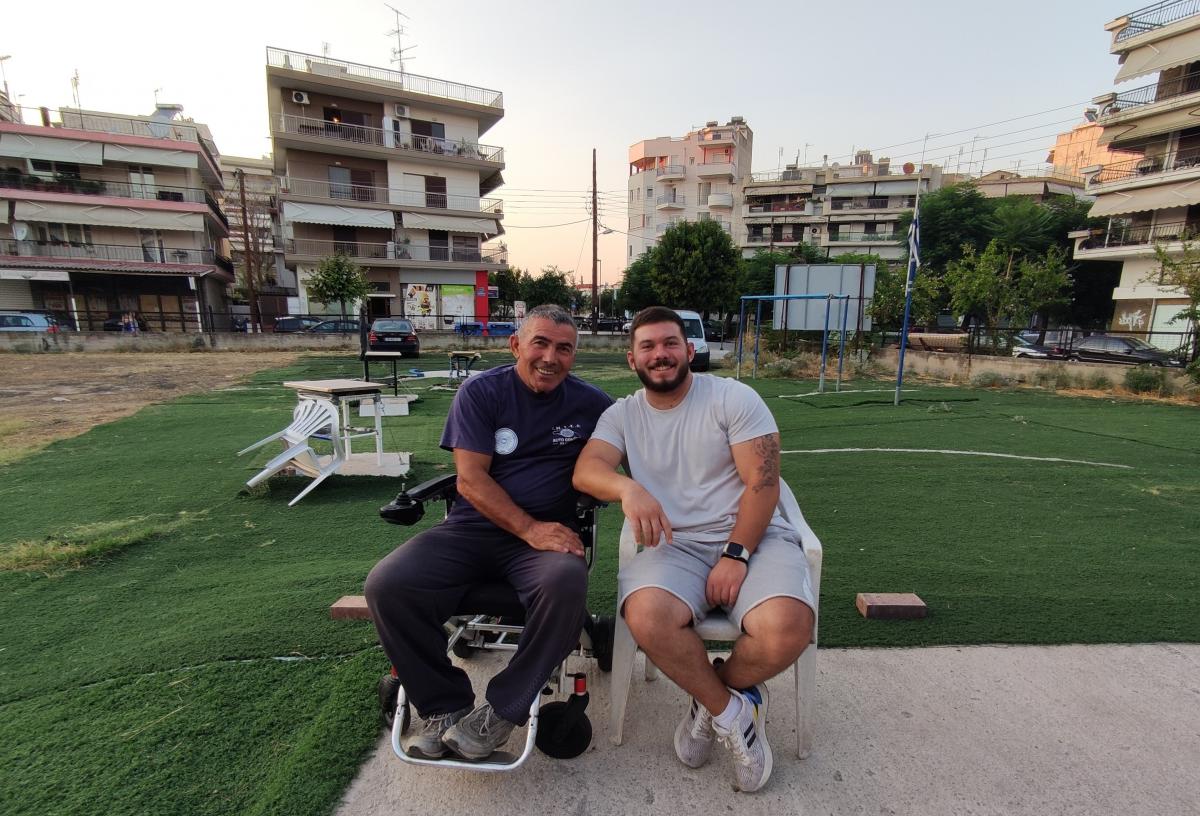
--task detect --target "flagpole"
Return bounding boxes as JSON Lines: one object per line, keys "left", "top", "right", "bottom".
{"left": 894, "top": 134, "right": 930, "bottom": 406}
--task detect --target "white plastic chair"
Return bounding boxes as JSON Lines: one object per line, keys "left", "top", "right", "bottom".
{"left": 609, "top": 480, "right": 823, "bottom": 758}
{"left": 237, "top": 398, "right": 346, "bottom": 506}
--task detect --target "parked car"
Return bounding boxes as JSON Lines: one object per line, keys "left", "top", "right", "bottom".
{"left": 579, "top": 316, "right": 624, "bottom": 332}
{"left": 1010, "top": 335, "right": 1057, "bottom": 359}
{"left": 0, "top": 311, "right": 59, "bottom": 333}
{"left": 1068, "top": 335, "right": 1184, "bottom": 367}
{"left": 307, "top": 319, "right": 361, "bottom": 334}
{"left": 674, "top": 309, "right": 710, "bottom": 371}
{"left": 368, "top": 318, "right": 420, "bottom": 356}
{"left": 272, "top": 316, "right": 322, "bottom": 333}
{"left": 703, "top": 319, "right": 726, "bottom": 343}
{"left": 102, "top": 312, "right": 149, "bottom": 332}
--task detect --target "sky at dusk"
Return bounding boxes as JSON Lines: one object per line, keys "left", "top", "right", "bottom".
{"left": 3, "top": 0, "right": 1139, "bottom": 284}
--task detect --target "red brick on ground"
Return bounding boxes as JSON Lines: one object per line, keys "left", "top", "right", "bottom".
{"left": 855, "top": 592, "right": 928, "bottom": 620}
{"left": 331, "top": 595, "right": 372, "bottom": 620}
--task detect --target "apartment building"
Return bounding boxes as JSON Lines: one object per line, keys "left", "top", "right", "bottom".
{"left": 626, "top": 118, "right": 752, "bottom": 262}
{"left": 221, "top": 154, "right": 293, "bottom": 319}
{"left": 0, "top": 104, "right": 232, "bottom": 329}
{"left": 741, "top": 152, "right": 943, "bottom": 262}
{"left": 266, "top": 47, "right": 506, "bottom": 328}
{"left": 1071, "top": 0, "right": 1200, "bottom": 347}
{"left": 1046, "top": 111, "right": 1142, "bottom": 180}
{"left": 971, "top": 169, "right": 1087, "bottom": 202}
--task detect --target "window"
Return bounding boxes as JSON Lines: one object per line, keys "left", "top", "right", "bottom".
{"left": 451, "top": 234, "right": 480, "bottom": 262}
{"left": 424, "top": 176, "right": 447, "bottom": 208}
{"left": 328, "top": 166, "right": 353, "bottom": 199}
{"left": 35, "top": 222, "right": 93, "bottom": 246}
{"left": 410, "top": 119, "right": 446, "bottom": 152}
{"left": 429, "top": 229, "right": 449, "bottom": 261}
{"left": 30, "top": 160, "right": 81, "bottom": 179}
{"left": 332, "top": 226, "right": 357, "bottom": 255}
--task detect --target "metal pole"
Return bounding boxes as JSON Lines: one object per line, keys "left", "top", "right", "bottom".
{"left": 736, "top": 297, "right": 747, "bottom": 379}
{"left": 819, "top": 296, "right": 830, "bottom": 393}
{"left": 895, "top": 134, "right": 930, "bottom": 406}
{"left": 837, "top": 295, "right": 849, "bottom": 392}
{"left": 753, "top": 299, "right": 763, "bottom": 379}
{"left": 591, "top": 148, "right": 599, "bottom": 336}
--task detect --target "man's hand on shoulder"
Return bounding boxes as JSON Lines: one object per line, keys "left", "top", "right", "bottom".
{"left": 522, "top": 521, "right": 584, "bottom": 557}
{"left": 706, "top": 557, "right": 748, "bottom": 609}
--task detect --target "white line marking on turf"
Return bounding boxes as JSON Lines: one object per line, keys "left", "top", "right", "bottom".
{"left": 780, "top": 447, "right": 1132, "bottom": 469}
{"left": 780, "top": 388, "right": 919, "bottom": 398}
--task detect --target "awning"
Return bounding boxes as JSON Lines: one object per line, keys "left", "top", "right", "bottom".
{"left": 745, "top": 184, "right": 812, "bottom": 197}
{"left": 0, "top": 132, "right": 104, "bottom": 165}
{"left": 0, "top": 268, "right": 71, "bottom": 281}
{"left": 0, "top": 199, "right": 8, "bottom": 223}
{"left": 401, "top": 211, "right": 498, "bottom": 235}
{"left": 1089, "top": 178, "right": 1200, "bottom": 216}
{"left": 13, "top": 200, "right": 204, "bottom": 232}
{"left": 1098, "top": 103, "right": 1200, "bottom": 145}
{"left": 1115, "top": 27, "right": 1200, "bottom": 83}
{"left": 366, "top": 292, "right": 397, "bottom": 298}
{"left": 826, "top": 182, "right": 874, "bottom": 196}
{"left": 282, "top": 201, "right": 395, "bottom": 229}
{"left": 873, "top": 180, "right": 919, "bottom": 195}
{"left": 103, "top": 143, "right": 198, "bottom": 169}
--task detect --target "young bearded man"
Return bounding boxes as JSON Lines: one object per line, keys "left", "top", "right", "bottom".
{"left": 365, "top": 304, "right": 612, "bottom": 761}
{"left": 572, "top": 305, "right": 815, "bottom": 792}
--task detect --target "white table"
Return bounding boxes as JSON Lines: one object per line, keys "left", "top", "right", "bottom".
{"left": 282, "top": 379, "right": 384, "bottom": 466}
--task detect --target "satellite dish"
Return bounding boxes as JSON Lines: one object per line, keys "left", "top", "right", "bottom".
{"left": 902, "top": 162, "right": 915, "bottom": 175}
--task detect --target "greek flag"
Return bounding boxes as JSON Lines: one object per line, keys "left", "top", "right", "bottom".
{"left": 907, "top": 214, "right": 920, "bottom": 269}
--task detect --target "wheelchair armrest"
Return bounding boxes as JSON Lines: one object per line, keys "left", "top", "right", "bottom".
{"left": 576, "top": 493, "right": 606, "bottom": 514}
{"left": 407, "top": 473, "right": 459, "bottom": 503}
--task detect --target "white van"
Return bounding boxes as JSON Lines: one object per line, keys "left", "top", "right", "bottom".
{"left": 673, "top": 309, "right": 710, "bottom": 371}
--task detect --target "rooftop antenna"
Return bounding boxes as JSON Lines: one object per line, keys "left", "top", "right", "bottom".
{"left": 154, "top": 87, "right": 163, "bottom": 106}
{"left": 385, "top": 4, "right": 417, "bottom": 75}
{"left": 70, "top": 68, "right": 81, "bottom": 109}
{"left": 321, "top": 42, "right": 331, "bottom": 58}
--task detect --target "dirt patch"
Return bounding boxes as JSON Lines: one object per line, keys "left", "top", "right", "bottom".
{"left": 0, "top": 352, "right": 308, "bottom": 464}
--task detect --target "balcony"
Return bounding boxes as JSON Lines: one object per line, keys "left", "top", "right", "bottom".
{"left": 0, "top": 238, "right": 215, "bottom": 265}
{"left": 656, "top": 194, "right": 686, "bottom": 209}
{"left": 747, "top": 233, "right": 803, "bottom": 245}
{"left": 697, "top": 160, "right": 736, "bottom": 179}
{"left": 1089, "top": 146, "right": 1200, "bottom": 185}
{"left": 1097, "top": 68, "right": 1200, "bottom": 117}
{"left": 286, "top": 238, "right": 505, "bottom": 265}
{"left": 656, "top": 221, "right": 684, "bottom": 234}
{"left": 1113, "top": 0, "right": 1200, "bottom": 43}
{"left": 827, "top": 231, "right": 903, "bottom": 243}
{"left": 274, "top": 114, "right": 504, "bottom": 164}
{"left": 656, "top": 164, "right": 685, "bottom": 181}
{"left": 703, "top": 192, "right": 734, "bottom": 208}
{"left": 280, "top": 177, "right": 502, "bottom": 214}
{"left": 266, "top": 47, "right": 503, "bottom": 109}
{"left": 746, "top": 200, "right": 811, "bottom": 214}
{"left": 1078, "top": 220, "right": 1195, "bottom": 250}
{"left": 830, "top": 197, "right": 894, "bottom": 211}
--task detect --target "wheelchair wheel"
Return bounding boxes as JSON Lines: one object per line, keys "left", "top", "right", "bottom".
{"left": 590, "top": 615, "right": 615, "bottom": 673}
{"left": 536, "top": 698, "right": 592, "bottom": 759}
{"left": 451, "top": 637, "right": 477, "bottom": 658}
{"left": 377, "top": 674, "right": 405, "bottom": 732}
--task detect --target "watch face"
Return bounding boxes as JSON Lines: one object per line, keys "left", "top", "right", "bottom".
{"left": 723, "top": 542, "right": 747, "bottom": 560}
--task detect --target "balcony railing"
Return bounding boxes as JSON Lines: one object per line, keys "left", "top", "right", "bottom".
{"left": 1114, "top": 0, "right": 1200, "bottom": 42}
{"left": 0, "top": 172, "right": 213, "bottom": 203}
{"left": 828, "top": 232, "right": 903, "bottom": 243}
{"left": 656, "top": 164, "right": 684, "bottom": 177}
{"left": 266, "top": 47, "right": 504, "bottom": 108}
{"left": 1103, "top": 68, "right": 1200, "bottom": 113}
{"left": 656, "top": 194, "right": 686, "bottom": 206}
{"left": 747, "top": 201, "right": 810, "bottom": 213}
{"left": 8, "top": 106, "right": 220, "bottom": 170}
{"left": 655, "top": 221, "right": 684, "bottom": 234}
{"left": 829, "top": 197, "right": 896, "bottom": 211}
{"left": 275, "top": 114, "right": 504, "bottom": 163}
{"left": 1080, "top": 220, "right": 1196, "bottom": 248}
{"left": 287, "top": 238, "right": 504, "bottom": 264}
{"left": 749, "top": 169, "right": 812, "bottom": 183}
{"left": 280, "top": 177, "right": 502, "bottom": 213}
{"left": 1091, "top": 146, "right": 1200, "bottom": 183}
{"left": 746, "top": 234, "right": 804, "bottom": 244}
{"left": 0, "top": 239, "right": 215, "bottom": 264}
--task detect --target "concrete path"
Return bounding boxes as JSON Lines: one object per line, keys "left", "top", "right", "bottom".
{"left": 335, "top": 643, "right": 1200, "bottom": 816}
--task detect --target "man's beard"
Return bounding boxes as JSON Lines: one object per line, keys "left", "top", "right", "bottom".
{"left": 635, "top": 358, "right": 689, "bottom": 393}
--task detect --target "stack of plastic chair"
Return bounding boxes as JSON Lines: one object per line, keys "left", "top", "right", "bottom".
{"left": 237, "top": 398, "right": 346, "bottom": 506}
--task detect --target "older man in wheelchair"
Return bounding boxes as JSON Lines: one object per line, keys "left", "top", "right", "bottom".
{"left": 365, "top": 305, "right": 613, "bottom": 767}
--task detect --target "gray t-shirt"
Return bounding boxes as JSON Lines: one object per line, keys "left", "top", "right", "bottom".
{"left": 591, "top": 374, "right": 783, "bottom": 542}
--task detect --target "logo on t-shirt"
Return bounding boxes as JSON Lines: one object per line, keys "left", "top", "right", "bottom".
{"left": 494, "top": 427, "right": 518, "bottom": 455}
{"left": 552, "top": 424, "right": 585, "bottom": 446}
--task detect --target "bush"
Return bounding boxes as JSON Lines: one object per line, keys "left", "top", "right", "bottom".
{"left": 1086, "top": 373, "right": 1113, "bottom": 390}
{"left": 1124, "top": 365, "right": 1168, "bottom": 395}
{"left": 971, "top": 371, "right": 1013, "bottom": 388}
{"left": 1188, "top": 358, "right": 1200, "bottom": 385}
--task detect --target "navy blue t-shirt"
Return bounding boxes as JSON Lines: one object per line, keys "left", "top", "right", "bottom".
{"left": 440, "top": 365, "right": 613, "bottom": 527}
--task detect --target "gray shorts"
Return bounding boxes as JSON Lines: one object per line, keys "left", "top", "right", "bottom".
{"left": 617, "top": 525, "right": 816, "bottom": 631}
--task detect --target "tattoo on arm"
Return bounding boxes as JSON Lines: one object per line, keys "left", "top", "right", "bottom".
{"left": 751, "top": 434, "right": 780, "bottom": 493}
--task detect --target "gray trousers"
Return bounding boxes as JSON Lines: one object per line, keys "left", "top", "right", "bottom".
{"left": 364, "top": 522, "right": 588, "bottom": 725}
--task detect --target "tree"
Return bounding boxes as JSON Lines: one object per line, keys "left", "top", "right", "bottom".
{"left": 737, "top": 245, "right": 825, "bottom": 301}
{"left": 488, "top": 266, "right": 522, "bottom": 318}
{"left": 306, "top": 254, "right": 371, "bottom": 321}
{"left": 896, "top": 183, "right": 995, "bottom": 273}
{"left": 618, "top": 250, "right": 659, "bottom": 313}
{"left": 868, "top": 263, "right": 941, "bottom": 328}
{"left": 651, "top": 220, "right": 739, "bottom": 317}
{"left": 224, "top": 173, "right": 277, "bottom": 329}
{"left": 519, "top": 265, "right": 574, "bottom": 310}
{"left": 986, "top": 198, "right": 1055, "bottom": 259}
{"left": 946, "top": 240, "right": 1070, "bottom": 336}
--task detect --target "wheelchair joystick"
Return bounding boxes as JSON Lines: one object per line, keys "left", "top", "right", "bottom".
{"left": 535, "top": 672, "right": 592, "bottom": 759}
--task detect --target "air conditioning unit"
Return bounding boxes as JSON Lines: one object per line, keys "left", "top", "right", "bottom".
{"left": 393, "top": 103, "right": 410, "bottom": 118}
{"left": 291, "top": 91, "right": 310, "bottom": 105}
{"left": 810, "top": 226, "right": 820, "bottom": 234}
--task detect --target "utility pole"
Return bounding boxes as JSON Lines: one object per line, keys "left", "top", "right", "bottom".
{"left": 236, "top": 169, "right": 261, "bottom": 332}
{"left": 591, "top": 148, "right": 598, "bottom": 336}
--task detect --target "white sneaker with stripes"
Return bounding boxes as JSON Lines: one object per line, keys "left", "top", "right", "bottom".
{"left": 713, "top": 685, "right": 772, "bottom": 792}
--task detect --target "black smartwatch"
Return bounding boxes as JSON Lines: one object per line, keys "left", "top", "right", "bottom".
{"left": 720, "top": 541, "right": 750, "bottom": 564}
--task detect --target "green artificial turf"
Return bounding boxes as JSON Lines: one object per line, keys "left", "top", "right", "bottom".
{"left": 1, "top": 354, "right": 1197, "bottom": 815}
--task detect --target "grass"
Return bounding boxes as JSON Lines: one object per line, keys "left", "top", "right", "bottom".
{"left": 1, "top": 353, "right": 1198, "bottom": 815}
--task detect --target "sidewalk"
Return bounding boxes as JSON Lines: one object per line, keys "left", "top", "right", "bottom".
{"left": 335, "top": 643, "right": 1200, "bottom": 816}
